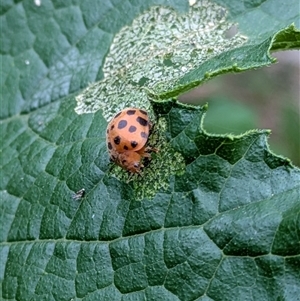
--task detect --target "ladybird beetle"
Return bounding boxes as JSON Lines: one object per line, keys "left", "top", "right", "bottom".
{"left": 106, "top": 108, "right": 156, "bottom": 173}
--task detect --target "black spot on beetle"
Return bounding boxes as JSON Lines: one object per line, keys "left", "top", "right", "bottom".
{"left": 136, "top": 116, "right": 148, "bottom": 126}
{"left": 129, "top": 125, "right": 137, "bottom": 133}
{"left": 124, "top": 145, "right": 129, "bottom": 150}
{"left": 127, "top": 110, "right": 136, "bottom": 115}
{"left": 114, "top": 112, "right": 121, "bottom": 118}
{"left": 122, "top": 159, "right": 127, "bottom": 164}
{"left": 139, "top": 109, "right": 148, "bottom": 115}
{"left": 110, "top": 155, "right": 116, "bottom": 161}
{"left": 140, "top": 132, "right": 148, "bottom": 139}
{"left": 107, "top": 142, "right": 112, "bottom": 150}
{"left": 114, "top": 136, "right": 121, "bottom": 145}
{"left": 118, "top": 120, "right": 127, "bottom": 129}
{"left": 106, "top": 129, "right": 109, "bottom": 134}
{"left": 131, "top": 141, "right": 138, "bottom": 148}
{"left": 110, "top": 125, "right": 115, "bottom": 130}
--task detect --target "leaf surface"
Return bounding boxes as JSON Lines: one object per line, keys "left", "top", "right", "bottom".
{"left": 1, "top": 0, "right": 299, "bottom": 300}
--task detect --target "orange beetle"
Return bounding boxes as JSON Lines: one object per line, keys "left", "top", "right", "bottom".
{"left": 106, "top": 108, "right": 156, "bottom": 173}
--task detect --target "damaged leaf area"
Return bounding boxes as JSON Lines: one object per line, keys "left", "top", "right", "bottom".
{"left": 75, "top": 0, "right": 250, "bottom": 198}
{"left": 75, "top": 0, "right": 247, "bottom": 120}
{"left": 74, "top": 0, "right": 249, "bottom": 196}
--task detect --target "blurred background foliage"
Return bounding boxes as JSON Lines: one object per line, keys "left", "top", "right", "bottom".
{"left": 180, "top": 50, "right": 300, "bottom": 167}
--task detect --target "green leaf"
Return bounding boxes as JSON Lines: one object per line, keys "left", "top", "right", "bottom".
{"left": 1, "top": 0, "right": 299, "bottom": 300}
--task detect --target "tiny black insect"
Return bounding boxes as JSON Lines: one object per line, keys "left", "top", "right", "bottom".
{"left": 72, "top": 188, "right": 86, "bottom": 200}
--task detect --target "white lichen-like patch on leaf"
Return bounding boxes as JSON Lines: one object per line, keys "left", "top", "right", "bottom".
{"left": 75, "top": 0, "right": 247, "bottom": 121}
